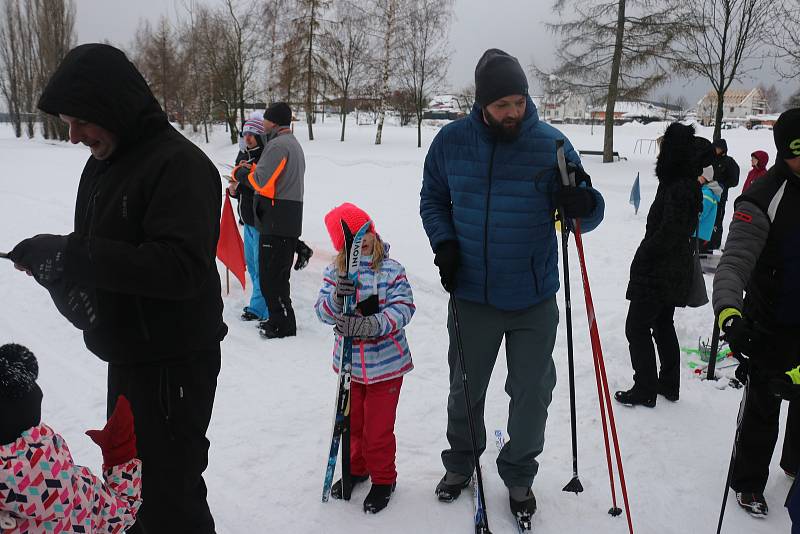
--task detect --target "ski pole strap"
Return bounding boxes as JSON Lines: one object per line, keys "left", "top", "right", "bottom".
{"left": 787, "top": 366, "right": 800, "bottom": 385}
{"left": 718, "top": 308, "right": 742, "bottom": 330}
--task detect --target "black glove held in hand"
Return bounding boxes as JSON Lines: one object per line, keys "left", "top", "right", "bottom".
{"left": 434, "top": 240, "right": 460, "bottom": 293}
{"left": 768, "top": 376, "right": 800, "bottom": 401}
{"left": 722, "top": 315, "right": 762, "bottom": 358}
{"left": 334, "top": 274, "right": 356, "bottom": 305}
{"left": 334, "top": 314, "right": 381, "bottom": 338}
{"left": 9, "top": 234, "right": 68, "bottom": 283}
{"left": 558, "top": 186, "right": 596, "bottom": 219}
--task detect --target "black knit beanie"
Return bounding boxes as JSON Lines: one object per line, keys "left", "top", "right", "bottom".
{"left": 712, "top": 138, "right": 728, "bottom": 153}
{"left": 474, "top": 49, "right": 528, "bottom": 108}
{"left": 0, "top": 344, "right": 43, "bottom": 445}
{"left": 264, "top": 102, "right": 292, "bottom": 127}
{"left": 773, "top": 108, "right": 800, "bottom": 160}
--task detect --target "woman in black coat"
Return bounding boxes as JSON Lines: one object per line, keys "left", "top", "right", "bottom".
{"left": 615, "top": 123, "right": 705, "bottom": 407}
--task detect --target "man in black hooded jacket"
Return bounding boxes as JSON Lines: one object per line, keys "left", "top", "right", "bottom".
{"left": 8, "top": 44, "right": 226, "bottom": 534}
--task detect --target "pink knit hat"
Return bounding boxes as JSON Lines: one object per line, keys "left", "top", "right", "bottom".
{"left": 324, "top": 203, "right": 375, "bottom": 252}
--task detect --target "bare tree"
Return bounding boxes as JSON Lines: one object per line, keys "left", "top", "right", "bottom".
{"left": 0, "top": 0, "right": 24, "bottom": 137}
{"left": 674, "top": 95, "right": 689, "bottom": 120}
{"left": 32, "top": 0, "right": 75, "bottom": 140}
{"left": 321, "top": 0, "right": 369, "bottom": 141}
{"left": 397, "top": 0, "right": 453, "bottom": 147}
{"left": 373, "top": 0, "right": 400, "bottom": 145}
{"left": 767, "top": 0, "right": 800, "bottom": 79}
{"left": 758, "top": 83, "right": 781, "bottom": 113}
{"left": 455, "top": 84, "right": 475, "bottom": 114}
{"left": 134, "top": 17, "right": 183, "bottom": 119}
{"left": 675, "top": 0, "right": 771, "bottom": 140}
{"left": 542, "top": 0, "right": 692, "bottom": 162}
{"left": 786, "top": 86, "right": 800, "bottom": 109}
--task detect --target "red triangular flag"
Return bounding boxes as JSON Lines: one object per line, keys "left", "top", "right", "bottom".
{"left": 216, "top": 194, "right": 246, "bottom": 290}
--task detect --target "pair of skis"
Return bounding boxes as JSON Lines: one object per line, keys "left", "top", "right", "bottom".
{"left": 321, "top": 220, "right": 371, "bottom": 503}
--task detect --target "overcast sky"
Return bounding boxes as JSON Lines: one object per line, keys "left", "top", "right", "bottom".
{"left": 74, "top": 0, "right": 794, "bottom": 106}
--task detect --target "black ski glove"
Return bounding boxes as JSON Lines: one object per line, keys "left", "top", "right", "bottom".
{"left": 558, "top": 186, "right": 596, "bottom": 219}
{"left": 9, "top": 234, "right": 69, "bottom": 284}
{"left": 47, "top": 280, "right": 98, "bottom": 331}
{"left": 734, "top": 356, "right": 750, "bottom": 385}
{"left": 334, "top": 274, "right": 356, "bottom": 306}
{"left": 721, "top": 315, "right": 762, "bottom": 358}
{"left": 334, "top": 314, "right": 382, "bottom": 338}
{"left": 434, "top": 240, "right": 460, "bottom": 293}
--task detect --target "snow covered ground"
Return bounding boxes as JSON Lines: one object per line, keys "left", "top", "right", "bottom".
{"left": 0, "top": 116, "right": 791, "bottom": 533}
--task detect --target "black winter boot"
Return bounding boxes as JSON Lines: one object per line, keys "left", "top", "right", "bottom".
{"left": 363, "top": 482, "right": 395, "bottom": 514}
{"left": 614, "top": 388, "right": 656, "bottom": 408}
{"left": 435, "top": 472, "right": 471, "bottom": 503}
{"left": 331, "top": 474, "right": 369, "bottom": 499}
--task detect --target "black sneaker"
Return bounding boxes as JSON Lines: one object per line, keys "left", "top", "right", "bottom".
{"left": 614, "top": 388, "right": 656, "bottom": 408}
{"left": 509, "top": 487, "right": 536, "bottom": 531}
{"left": 736, "top": 492, "right": 768, "bottom": 517}
{"left": 331, "top": 474, "right": 370, "bottom": 499}
{"left": 435, "top": 472, "right": 471, "bottom": 503}
{"left": 240, "top": 310, "right": 261, "bottom": 322}
{"left": 363, "top": 482, "right": 395, "bottom": 514}
{"left": 294, "top": 241, "right": 314, "bottom": 271}
{"left": 657, "top": 385, "right": 679, "bottom": 402}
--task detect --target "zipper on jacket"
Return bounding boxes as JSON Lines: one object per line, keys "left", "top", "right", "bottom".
{"left": 484, "top": 141, "right": 497, "bottom": 303}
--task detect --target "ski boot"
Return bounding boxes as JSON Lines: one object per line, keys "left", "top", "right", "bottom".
{"left": 331, "top": 474, "right": 369, "bottom": 499}
{"left": 363, "top": 482, "right": 396, "bottom": 514}
{"left": 614, "top": 388, "right": 656, "bottom": 408}
{"left": 509, "top": 486, "right": 536, "bottom": 531}
{"left": 435, "top": 472, "right": 470, "bottom": 502}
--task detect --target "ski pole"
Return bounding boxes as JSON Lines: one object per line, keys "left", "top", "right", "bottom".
{"left": 555, "top": 139, "right": 583, "bottom": 494}
{"left": 574, "top": 220, "right": 635, "bottom": 534}
{"left": 706, "top": 320, "right": 721, "bottom": 381}
{"left": 450, "top": 294, "right": 492, "bottom": 534}
{"left": 715, "top": 377, "right": 750, "bottom": 534}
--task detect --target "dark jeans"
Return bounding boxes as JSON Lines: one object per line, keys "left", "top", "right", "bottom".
{"left": 107, "top": 348, "right": 221, "bottom": 534}
{"left": 259, "top": 234, "right": 297, "bottom": 334}
{"left": 732, "top": 375, "right": 800, "bottom": 493}
{"left": 625, "top": 300, "right": 679, "bottom": 396}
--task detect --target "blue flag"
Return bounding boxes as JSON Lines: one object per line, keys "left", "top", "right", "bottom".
{"left": 630, "top": 172, "right": 641, "bottom": 214}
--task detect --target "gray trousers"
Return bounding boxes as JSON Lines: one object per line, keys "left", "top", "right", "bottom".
{"left": 442, "top": 296, "right": 559, "bottom": 488}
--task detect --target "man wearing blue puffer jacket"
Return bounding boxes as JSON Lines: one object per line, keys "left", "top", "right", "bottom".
{"left": 420, "top": 48, "right": 605, "bottom": 521}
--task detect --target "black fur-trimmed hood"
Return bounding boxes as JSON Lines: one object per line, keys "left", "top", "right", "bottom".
{"left": 656, "top": 123, "right": 711, "bottom": 182}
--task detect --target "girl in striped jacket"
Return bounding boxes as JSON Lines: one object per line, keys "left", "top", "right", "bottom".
{"left": 315, "top": 203, "right": 415, "bottom": 515}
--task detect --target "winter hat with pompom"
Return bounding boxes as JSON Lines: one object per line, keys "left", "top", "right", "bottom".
{"left": 0, "top": 343, "right": 43, "bottom": 445}
{"left": 324, "top": 203, "right": 375, "bottom": 252}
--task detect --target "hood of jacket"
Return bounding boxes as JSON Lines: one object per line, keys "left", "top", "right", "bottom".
{"left": 37, "top": 43, "right": 169, "bottom": 152}
{"left": 752, "top": 150, "right": 769, "bottom": 170}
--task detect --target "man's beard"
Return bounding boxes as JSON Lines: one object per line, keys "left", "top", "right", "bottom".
{"left": 484, "top": 112, "right": 522, "bottom": 142}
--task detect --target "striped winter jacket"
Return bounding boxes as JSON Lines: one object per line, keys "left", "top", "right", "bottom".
{"left": 315, "top": 248, "right": 415, "bottom": 384}
{"left": 0, "top": 425, "right": 141, "bottom": 534}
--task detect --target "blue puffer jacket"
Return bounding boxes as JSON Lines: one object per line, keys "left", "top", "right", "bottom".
{"left": 420, "top": 96, "right": 605, "bottom": 311}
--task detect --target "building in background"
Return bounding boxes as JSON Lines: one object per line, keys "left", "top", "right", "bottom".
{"left": 696, "top": 88, "right": 768, "bottom": 126}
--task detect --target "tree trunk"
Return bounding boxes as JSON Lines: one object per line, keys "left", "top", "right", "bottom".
{"left": 340, "top": 90, "right": 348, "bottom": 141}
{"left": 375, "top": 0, "right": 397, "bottom": 145}
{"left": 713, "top": 89, "right": 725, "bottom": 141}
{"left": 603, "top": 0, "right": 625, "bottom": 164}
{"left": 306, "top": 2, "right": 316, "bottom": 141}
{"left": 417, "top": 115, "right": 422, "bottom": 148}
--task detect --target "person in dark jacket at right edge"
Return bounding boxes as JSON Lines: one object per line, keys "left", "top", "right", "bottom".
{"left": 8, "top": 44, "right": 226, "bottom": 533}
{"left": 702, "top": 138, "right": 740, "bottom": 252}
{"left": 713, "top": 108, "right": 800, "bottom": 520}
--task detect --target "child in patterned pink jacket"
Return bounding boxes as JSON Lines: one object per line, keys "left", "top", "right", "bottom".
{"left": 0, "top": 344, "right": 141, "bottom": 533}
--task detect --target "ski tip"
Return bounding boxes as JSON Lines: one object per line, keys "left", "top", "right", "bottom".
{"left": 608, "top": 506, "right": 623, "bottom": 517}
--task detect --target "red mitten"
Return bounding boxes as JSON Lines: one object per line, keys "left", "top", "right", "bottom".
{"left": 85, "top": 395, "right": 137, "bottom": 467}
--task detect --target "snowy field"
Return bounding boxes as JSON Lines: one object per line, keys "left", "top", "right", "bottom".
{"left": 0, "top": 116, "right": 791, "bottom": 533}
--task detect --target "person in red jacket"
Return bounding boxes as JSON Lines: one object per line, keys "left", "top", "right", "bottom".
{"left": 0, "top": 344, "right": 141, "bottom": 533}
{"left": 743, "top": 150, "right": 769, "bottom": 192}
